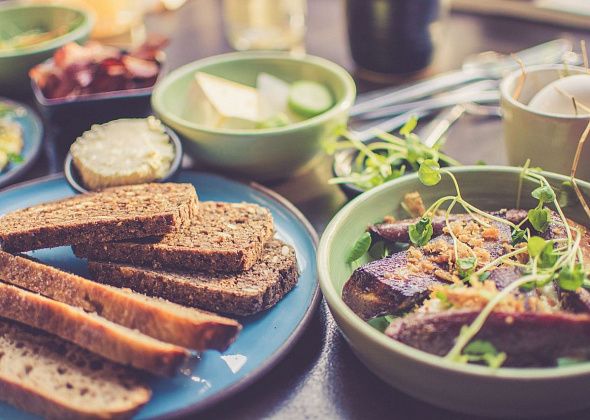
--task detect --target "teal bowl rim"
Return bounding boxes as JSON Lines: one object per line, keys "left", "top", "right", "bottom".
{"left": 151, "top": 51, "right": 356, "bottom": 136}
{"left": 318, "top": 165, "right": 590, "bottom": 380}
{"left": 0, "top": 2, "right": 94, "bottom": 59}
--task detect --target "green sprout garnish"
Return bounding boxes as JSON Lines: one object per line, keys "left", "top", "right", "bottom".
{"left": 418, "top": 159, "right": 441, "bottom": 186}
{"left": 528, "top": 207, "right": 551, "bottom": 233}
{"left": 458, "top": 340, "right": 507, "bottom": 369}
{"left": 510, "top": 227, "right": 528, "bottom": 245}
{"left": 408, "top": 216, "right": 433, "bottom": 247}
{"left": 327, "top": 116, "right": 460, "bottom": 191}
{"left": 457, "top": 257, "right": 477, "bottom": 279}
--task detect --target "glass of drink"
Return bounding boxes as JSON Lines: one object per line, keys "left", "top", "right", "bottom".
{"left": 222, "top": 0, "right": 307, "bottom": 51}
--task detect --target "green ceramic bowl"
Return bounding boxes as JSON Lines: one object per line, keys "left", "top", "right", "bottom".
{"left": 0, "top": 2, "right": 93, "bottom": 94}
{"left": 151, "top": 52, "right": 356, "bottom": 181}
{"left": 318, "top": 166, "right": 590, "bottom": 418}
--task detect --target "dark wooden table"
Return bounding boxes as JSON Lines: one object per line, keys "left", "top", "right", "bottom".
{"left": 6, "top": 1, "right": 590, "bottom": 419}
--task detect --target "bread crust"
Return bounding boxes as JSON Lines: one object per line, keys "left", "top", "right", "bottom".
{"left": 0, "top": 251, "right": 241, "bottom": 351}
{"left": 0, "top": 283, "right": 188, "bottom": 376}
{"left": 0, "top": 183, "right": 198, "bottom": 252}
{"left": 88, "top": 240, "right": 300, "bottom": 316}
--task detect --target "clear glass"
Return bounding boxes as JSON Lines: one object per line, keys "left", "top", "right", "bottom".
{"left": 222, "top": 0, "right": 307, "bottom": 51}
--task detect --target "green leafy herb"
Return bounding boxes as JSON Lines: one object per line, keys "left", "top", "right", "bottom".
{"left": 558, "top": 264, "right": 586, "bottom": 291}
{"left": 531, "top": 185, "right": 556, "bottom": 203}
{"left": 510, "top": 227, "right": 527, "bottom": 245}
{"left": 538, "top": 241, "right": 558, "bottom": 269}
{"left": 528, "top": 207, "right": 550, "bottom": 232}
{"left": 368, "top": 241, "right": 390, "bottom": 259}
{"left": 367, "top": 315, "right": 396, "bottom": 333}
{"left": 418, "top": 159, "right": 441, "bottom": 186}
{"left": 327, "top": 118, "right": 460, "bottom": 192}
{"left": 399, "top": 115, "right": 418, "bottom": 136}
{"left": 347, "top": 232, "right": 372, "bottom": 263}
{"left": 457, "top": 257, "right": 476, "bottom": 279}
{"left": 527, "top": 236, "right": 547, "bottom": 258}
{"left": 7, "top": 153, "right": 23, "bottom": 164}
{"left": 462, "top": 340, "right": 506, "bottom": 369}
{"left": 408, "top": 217, "right": 433, "bottom": 247}
{"left": 475, "top": 160, "right": 487, "bottom": 166}
{"left": 478, "top": 271, "right": 491, "bottom": 281}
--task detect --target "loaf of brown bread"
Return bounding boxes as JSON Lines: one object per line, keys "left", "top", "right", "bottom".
{"left": 0, "top": 183, "right": 198, "bottom": 252}
{"left": 0, "top": 318, "right": 151, "bottom": 419}
{"left": 0, "top": 282, "right": 188, "bottom": 376}
{"left": 88, "top": 240, "right": 299, "bottom": 316}
{"left": 0, "top": 251, "right": 240, "bottom": 351}
{"left": 74, "top": 201, "right": 274, "bottom": 273}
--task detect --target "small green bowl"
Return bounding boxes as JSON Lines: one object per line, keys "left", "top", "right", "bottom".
{"left": 318, "top": 166, "right": 590, "bottom": 418}
{"left": 151, "top": 52, "right": 356, "bottom": 181}
{"left": 0, "top": 2, "right": 94, "bottom": 94}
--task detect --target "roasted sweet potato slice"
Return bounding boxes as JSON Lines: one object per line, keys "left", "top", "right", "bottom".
{"left": 386, "top": 309, "right": 590, "bottom": 367}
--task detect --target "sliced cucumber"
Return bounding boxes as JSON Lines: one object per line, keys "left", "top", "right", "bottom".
{"left": 288, "top": 81, "right": 334, "bottom": 118}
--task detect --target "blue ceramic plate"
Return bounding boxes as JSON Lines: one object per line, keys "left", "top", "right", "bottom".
{"left": 0, "top": 98, "right": 43, "bottom": 189}
{"left": 0, "top": 171, "right": 319, "bottom": 419}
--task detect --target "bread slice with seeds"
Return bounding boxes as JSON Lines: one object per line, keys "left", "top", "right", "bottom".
{"left": 0, "top": 251, "right": 241, "bottom": 352}
{"left": 88, "top": 240, "right": 299, "bottom": 316}
{"left": 0, "top": 318, "right": 151, "bottom": 419}
{"left": 0, "top": 282, "right": 188, "bottom": 376}
{"left": 74, "top": 201, "right": 274, "bottom": 273}
{"left": 0, "top": 183, "right": 198, "bottom": 252}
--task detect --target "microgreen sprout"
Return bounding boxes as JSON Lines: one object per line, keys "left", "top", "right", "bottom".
{"left": 327, "top": 118, "right": 460, "bottom": 192}
{"left": 458, "top": 339, "right": 506, "bottom": 369}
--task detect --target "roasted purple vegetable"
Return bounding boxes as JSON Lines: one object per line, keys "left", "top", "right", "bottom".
{"left": 386, "top": 310, "right": 590, "bottom": 367}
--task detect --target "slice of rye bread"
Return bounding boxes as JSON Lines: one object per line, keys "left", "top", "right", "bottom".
{"left": 0, "top": 282, "right": 188, "bottom": 376}
{"left": 0, "top": 319, "right": 150, "bottom": 420}
{"left": 0, "top": 251, "right": 241, "bottom": 351}
{"left": 88, "top": 240, "right": 299, "bottom": 316}
{"left": 74, "top": 201, "right": 274, "bottom": 273}
{"left": 0, "top": 183, "right": 198, "bottom": 253}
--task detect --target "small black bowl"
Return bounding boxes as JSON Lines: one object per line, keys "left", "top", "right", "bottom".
{"left": 64, "top": 123, "right": 183, "bottom": 194}
{"left": 31, "top": 54, "right": 166, "bottom": 141}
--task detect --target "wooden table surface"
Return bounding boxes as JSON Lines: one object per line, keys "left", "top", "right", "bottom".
{"left": 7, "top": 1, "right": 590, "bottom": 418}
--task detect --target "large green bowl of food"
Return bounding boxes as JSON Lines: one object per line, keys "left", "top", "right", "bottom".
{"left": 0, "top": 3, "right": 93, "bottom": 93}
{"left": 151, "top": 51, "right": 356, "bottom": 181}
{"left": 318, "top": 164, "right": 590, "bottom": 417}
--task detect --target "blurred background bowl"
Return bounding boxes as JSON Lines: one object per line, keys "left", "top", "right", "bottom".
{"left": 151, "top": 51, "right": 356, "bottom": 181}
{"left": 0, "top": 2, "right": 94, "bottom": 94}
{"left": 318, "top": 165, "right": 590, "bottom": 418}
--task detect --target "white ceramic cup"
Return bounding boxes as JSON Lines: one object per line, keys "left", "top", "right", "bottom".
{"left": 500, "top": 64, "right": 590, "bottom": 180}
